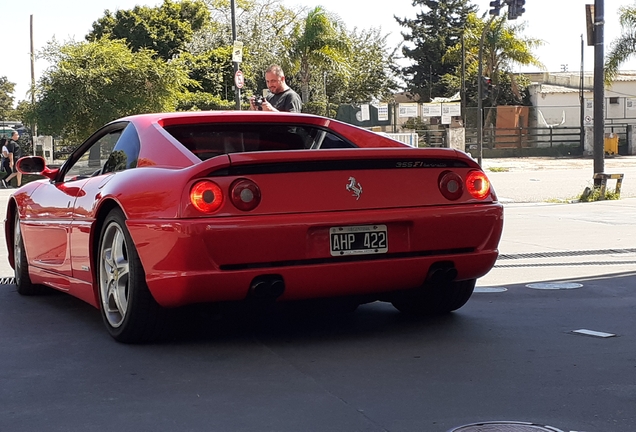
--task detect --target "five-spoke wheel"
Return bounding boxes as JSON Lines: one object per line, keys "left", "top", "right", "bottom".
{"left": 98, "top": 209, "right": 165, "bottom": 343}
{"left": 99, "top": 219, "right": 131, "bottom": 329}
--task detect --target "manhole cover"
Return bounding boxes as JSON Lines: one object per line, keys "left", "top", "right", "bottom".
{"left": 474, "top": 287, "right": 508, "bottom": 293}
{"left": 526, "top": 282, "right": 583, "bottom": 290}
{"left": 448, "top": 421, "right": 564, "bottom": 432}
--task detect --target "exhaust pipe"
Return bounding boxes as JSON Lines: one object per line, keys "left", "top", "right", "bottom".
{"left": 249, "top": 275, "right": 285, "bottom": 299}
{"left": 426, "top": 262, "right": 457, "bottom": 284}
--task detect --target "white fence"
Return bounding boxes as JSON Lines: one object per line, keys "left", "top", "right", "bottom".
{"left": 379, "top": 133, "right": 420, "bottom": 147}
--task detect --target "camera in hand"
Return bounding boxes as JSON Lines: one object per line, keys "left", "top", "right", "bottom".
{"left": 255, "top": 96, "right": 266, "bottom": 111}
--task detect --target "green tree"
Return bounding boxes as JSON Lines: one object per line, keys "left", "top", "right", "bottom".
{"left": 444, "top": 13, "right": 544, "bottom": 109}
{"left": 0, "top": 76, "right": 16, "bottom": 121}
{"left": 28, "top": 39, "right": 193, "bottom": 142}
{"left": 396, "top": 0, "right": 477, "bottom": 102}
{"left": 175, "top": 46, "right": 248, "bottom": 110}
{"left": 193, "top": 1, "right": 395, "bottom": 112}
{"left": 338, "top": 28, "right": 399, "bottom": 103}
{"left": 87, "top": 0, "right": 210, "bottom": 61}
{"left": 285, "top": 6, "right": 350, "bottom": 103}
{"left": 195, "top": 0, "right": 305, "bottom": 98}
{"left": 606, "top": 4, "right": 636, "bottom": 83}
{"left": 321, "top": 28, "right": 399, "bottom": 113}
{"left": 178, "top": 47, "right": 236, "bottom": 96}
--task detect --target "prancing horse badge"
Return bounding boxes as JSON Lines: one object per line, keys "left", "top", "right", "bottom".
{"left": 346, "top": 177, "right": 363, "bottom": 200}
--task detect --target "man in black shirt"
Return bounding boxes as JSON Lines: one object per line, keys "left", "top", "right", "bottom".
{"left": 250, "top": 64, "right": 302, "bottom": 113}
{"left": 3, "top": 131, "right": 22, "bottom": 188}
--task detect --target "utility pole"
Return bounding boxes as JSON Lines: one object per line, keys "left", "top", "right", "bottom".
{"left": 579, "top": 34, "right": 585, "bottom": 153}
{"left": 477, "top": 14, "right": 496, "bottom": 167}
{"left": 593, "top": 0, "right": 605, "bottom": 181}
{"left": 323, "top": 71, "right": 328, "bottom": 117}
{"left": 461, "top": 32, "right": 466, "bottom": 128}
{"left": 429, "top": 65, "right": 432, "bottom": 101}
{"left": 230, "top": 0, "right": 241, "bottom": 110}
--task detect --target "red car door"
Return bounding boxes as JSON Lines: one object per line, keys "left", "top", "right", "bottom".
{"left": 20, "top": 123, "right": 129, "bottom": 287}
{"left": 69, "top": 175, "right": 114, "bottom": 284}
{"left": 20, "top": 178, "right": 94, "bottom": 281}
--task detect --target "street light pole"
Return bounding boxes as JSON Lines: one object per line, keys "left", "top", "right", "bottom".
{"left": 461, "top": 31, "right": 466, "bottom": 128}
{"left": 230, "top": 0, "right": 241, "bottom": 110}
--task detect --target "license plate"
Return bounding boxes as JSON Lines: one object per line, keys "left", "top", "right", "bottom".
{"left": 329, "top": 225, "right": 388, "bottom": 256}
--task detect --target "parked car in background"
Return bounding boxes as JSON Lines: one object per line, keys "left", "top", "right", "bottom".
{"left": 0, "top": 126, "right": 16, "bottom": 139}
{"left": 6, "top": 111, "right": 503, "bottom": 343}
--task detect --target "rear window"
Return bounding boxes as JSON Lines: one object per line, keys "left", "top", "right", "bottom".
{"left": 163, "top": 123, "right": 356, "bottom": 160}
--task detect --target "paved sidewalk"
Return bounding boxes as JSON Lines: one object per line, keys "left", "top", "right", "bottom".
{"left": 483, "top": 155, "right": 636, "bottom": 203}
{"left": 478, "top": 156, "right": 636, "bottom": 286}
{"left": 478, "top": 197, "right": 636, "bottom": 287}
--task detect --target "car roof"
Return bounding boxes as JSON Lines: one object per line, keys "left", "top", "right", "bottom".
{"left": 120, "top": 111, "right": 320, "bottom": 122}
{"left": 116, "top": 111, "right": 335, "bottom": 129}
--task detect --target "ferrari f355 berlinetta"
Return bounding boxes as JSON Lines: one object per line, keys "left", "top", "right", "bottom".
{"left": 6, "top": 111, "right": 503, "bottom": 343}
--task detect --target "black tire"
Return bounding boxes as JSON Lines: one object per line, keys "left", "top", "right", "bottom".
{"left": 391, "top": 279, "right": 476, "bottom": 316}
{"left": 97, "top": 209, "right": 166, "bottom": 343}
{"left": 14, "top": 213, "right": 47, "bottom": 295}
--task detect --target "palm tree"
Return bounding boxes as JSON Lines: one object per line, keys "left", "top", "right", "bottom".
{"left": 445, "top": 13, "right": 544, "bottom": 106}
{"left": 605, "top": 4, "right": 636, "bottom": 84}
{"left": 285, "top": 6, "right": 349, "bottom": 103}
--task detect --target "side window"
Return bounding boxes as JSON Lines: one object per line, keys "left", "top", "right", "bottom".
{"left": 63, "top": 130, "right": 123, "bottom": 182}
{"left": 317, "top": 132, "right": 357, "bottom": 149}
{"left": 102, "top": 124, "right": 141, "bottom": 174}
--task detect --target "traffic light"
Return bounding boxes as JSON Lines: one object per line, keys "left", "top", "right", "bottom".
{"left": 508, "top": 0, "right": 526, "bottom": 20}
{"left": 507, "top": 3, "right": 517, "bottom": 19}
{"left": 515, "top": 0, "right": 526, "bottom": 17}
{"left": 489, "top": 0, "right": 502, "bottom": 16}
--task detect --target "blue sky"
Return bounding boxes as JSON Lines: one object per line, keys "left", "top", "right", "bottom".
{"left": 3, "top": 0, "right": 636, "bottom": 105}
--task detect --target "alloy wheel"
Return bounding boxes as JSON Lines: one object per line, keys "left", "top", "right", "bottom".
{"left": 99, "top": 222, "right": 130, "bottom": 328}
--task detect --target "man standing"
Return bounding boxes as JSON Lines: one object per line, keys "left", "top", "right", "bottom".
{"left": 3, "top": 131, "right": 22, "bottom": 188}
{"left": 250, "top": 65, "right": 302, "bottom": 113}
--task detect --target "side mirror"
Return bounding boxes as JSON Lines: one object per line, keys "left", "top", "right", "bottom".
{"left": 16, "top": 156, "right": 59, "bottom": 180}
{"left": 16, "top": 156, "right": 45, "bottom": 173}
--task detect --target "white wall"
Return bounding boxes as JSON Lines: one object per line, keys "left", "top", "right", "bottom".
{"left": 529, "top": 74, "right": 636, "bottom": 126}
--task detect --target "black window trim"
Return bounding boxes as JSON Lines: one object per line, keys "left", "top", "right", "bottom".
{"left": 55, "top": 121, "right": 130, "bottom": 183}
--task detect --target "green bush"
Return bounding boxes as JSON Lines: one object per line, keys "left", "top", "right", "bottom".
{"left": 579, "top": 186, "right": 620, "bottom": 202}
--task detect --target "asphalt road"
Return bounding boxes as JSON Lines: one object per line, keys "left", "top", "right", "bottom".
{"left": 1, "top": 157, "right": 635, "bottom": 432}
{"left": 1, "top": 270, "right": 634, "bottom": 432}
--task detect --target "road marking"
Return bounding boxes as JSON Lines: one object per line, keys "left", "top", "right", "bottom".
{"left": 526, "top": 282, "right": 583, "bottom": 290}
{"left": 572, "top": 329, "right": 616, "bottom": 338}
{"left": 474, "top": 287, "right": 508, "bottom": 293}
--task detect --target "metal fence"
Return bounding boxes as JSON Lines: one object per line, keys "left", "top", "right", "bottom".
{"left": 466, "top": 126, "right": 583, "bottom": 149}
{"left": 404, "top": 104, "right": 636, "bottom": 155}
{"left": 408, "top": 126, "right": 582, "bottom": 149}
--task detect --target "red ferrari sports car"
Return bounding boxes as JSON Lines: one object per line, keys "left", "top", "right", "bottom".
{"left": 5, "top": 111, "right": 503, "bottom": 343}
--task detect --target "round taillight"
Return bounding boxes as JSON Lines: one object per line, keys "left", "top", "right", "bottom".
{"left": 438, "top": 171, "right": 464, "bottom": 201}
{"left": 466, "top": 170, "right": 491, "bottom": 200}
{"left": 230, "top": 178, "right": 261, "bottom": 211}
{"left": 190, "top": 180, "right": 224, "bottom": 213}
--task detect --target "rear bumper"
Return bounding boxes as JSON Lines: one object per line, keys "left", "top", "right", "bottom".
{"left": 127, "top": 204, "right": 503, "bottom": 307}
